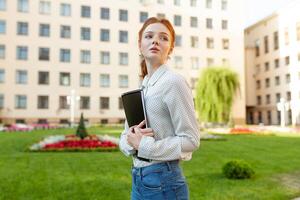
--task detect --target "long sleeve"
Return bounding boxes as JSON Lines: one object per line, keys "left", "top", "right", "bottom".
{"left": 138, "top": 75, "right": 200, "bottom": 161}
{"left": 119, "top": 120, "right": 136, "bottom": 156}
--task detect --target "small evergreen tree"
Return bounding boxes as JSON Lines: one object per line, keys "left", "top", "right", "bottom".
{"left": 76, "top": 113, "right": 88, "bottom": 139}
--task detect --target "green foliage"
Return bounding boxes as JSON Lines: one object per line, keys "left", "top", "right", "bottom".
{"left": 76, "top": 113, "right": 88, "bottom": 139}
{"left": 222, "top": 160, "right": 255, "bottom": 179}
{"left": 195, "top": 66, "right": 240, "bottom": 123}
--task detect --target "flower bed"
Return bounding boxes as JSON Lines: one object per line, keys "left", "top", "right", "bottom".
{"left": 29, "top": 134, "right": 119, "bottom": 152}
{"left": 229, "top": 127, "right": 255, "bottom": 134}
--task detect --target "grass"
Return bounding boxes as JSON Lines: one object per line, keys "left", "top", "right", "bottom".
{"left": 0, "top": 127, "right": 300, "bottom": 200}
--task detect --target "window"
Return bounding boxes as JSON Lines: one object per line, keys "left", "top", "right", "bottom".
{"left": 222, "top": 39, "right": 229, "bottom": 49}
{"left": 157, "top": 0, "right": 164, "bottom": 4}
{"left": 285, "top": 56, "right": 290, "bottom": 65}
{"left": 18, "top": 0, "right": 28, "bottom": 12}
{"left": 298, "top": 53, "right": 300, "bottom": 62}
{"left": 206, "top": 0, "right": 212, "bottom": 8}
{"left": 81, "top": 27, "right": 91, "bottom": 40}
{"left": 266, "top": 94, "right": 271, "bottom": 104}
{"left": 190, "top": 17, "right": 197, "bottom": 27}
{"left": 0, "top": 45, "right": 5, "bottom": 59}
{"left": 174, "top": 56, "right": 183, "bottom": 69}
{"left": 157, "top": 13, "right": 165, "bottom": 19}
{"left": 255, "top": 39, "right": 260, "bottom": 57}
{"left": 100, "top": 51, "right": 110, "bottom": 64}
{"left": 80, "top": 50, "right": 91, "bottom": 64}
{"left": 267, "top": 111, "right": 272, "bottom": 125}
{"left": 39, "top": 24, "right": 50, "bottom": 37}
{"left": 264, "top": 62, "right": 269, "bottom": 71}
{"left": 0, "top": 0, "right": 6, "bottom": 11}
{"left": 264, "top": 35, "right": 269, "bottom": 54}
{"left": 60, "top": 49, "right": 71, "bottom": 62}
{"left": 80, "top": 73, "right": 91, "bottom": 87}
{"left": 207, "top": 58, "right": 214, "bottom": 66}
{"left": 39, "top": 47, "right": 50, "bottom": 61}
{"left": 206, "top": 18, "right": 213, "bottom": 29}
{"left": 191, "top": 57, "right": 199, "bottom": 69}
{"left": 190, "top": 78, "right": 198, "bottom": 89}
{"left": 15, "top": 95, "right": 27, "bottom": 109}
{"left": 100, "top": 74, "right": 110, "bottom": 87}
{"left": 265, "top": 78, "right": 270, "bottom": 88}
{"left": 140, "top": 12, "right": 148, "bottom": 23}
{"left": 119, "top": 31, "right": 128, "bottom": 43}
{"left": 221, "top": 0, "right": 227, "bottom": 10}
{"left": 297, "top": 22, "right": 300, "bottom": 41}
{"left": 222, "top": 58, "right": 229, "bottom": 66}
{"left": 100, "top": 8, "right": 109, "bottom": 20}
{"left": 286, "top": 91, "right": 291, "bottom": 101}
{"left": 222, "top": 20, "right": 228, "bottom": 30}
{"left": 119, "top": 75, "right": 129, "bottom": 88}
{"left": 276, "top": 93, "right": 281, "bottom": 103}
{"left": 37, "top": 71, "right": 49, "bottom": 85}
{"left": 284, "top": 28, "right": 289, "bottom": 45}
{"left": 191, "top": 36, "right": 199, "bottom": 48}
{"left": 256, "top": 80, "right": 260, "bottom": 89}
{"left": 174, "top": 15, "right": 181, "bottom": 26}
{"left": 273, "top": 31, "right": 278, "bottom": 50}
{"left": 80, "top": 96, "right": 90, "bottom": 109}
{"left": 119, "top": 9, "right": 128, "bottom": 21}
{"left": 286, "top": 74, "right": 290, "bottom": 83}
{"left": 60, "top": 25, "right": 71, "bottom": 38}
{"left": 59, "top": 96, "right": 69, "bottom": 109}
{"left": 174, "top": 0, "right": 180, "bottom": 6}
{"left": 59, "top": 72, "right": 70, "bottom": 86}
{"left": 0, "top": 94, "right": 3, "bottom": 109}
{"left": 17, "top": 22, "right": 28, "bottom": 35}
{"left": 100, "top": 97, "right": 109, "bottom": 109}
{"left": 274, "top": 58, "right": 279, "bottom": 68}
{"left": 38, "top": 96, "right": 49, "bottom": 109}
{"left": 206, "top": 37, "right": 214, "bottom": 49}
{"left": 39, "top": 1, "right": 51, "bottom": 15}
{"left": 0, "top": 69, "right": 4, "bottom": 83}
{"left": 81, "top": 6, "right": 91, "bottom": 18}
{"left": 119, "top": 52, "right": 128, "bottom": 65}
{"left": 175, "top": 35, "right": 182, "bottom": 47}
{"left": 275, "top": 76, "right": 280, "bottom": 86}
{"left": 17, "top": 46, "right": 28, "bottom": 60}
{"left": 16, "top": 70, "right": 27, "bottom": 84}
{"left": 60, "top": 3, "right": 71, "bottom": 16}
{"left": 190, "top": 0, "right": 197, "bottom": 7}
{"left": 257, "top": 95, "right": 261, "bottom": 105}
{"left": 119, "top": 97, "right": 123, "bottom": 109}
{"left": 0, "top": 20, "right": 5, "bottom": 34}
{"left": 100, "top": 29, "right": 110, "bottom": 41}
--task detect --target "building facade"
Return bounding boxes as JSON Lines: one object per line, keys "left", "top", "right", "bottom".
{"left": 245, "top": 0, "right": 300, "bottom": 126}
{"left": 0, "top": 0, "right": 245, "bottom": 125}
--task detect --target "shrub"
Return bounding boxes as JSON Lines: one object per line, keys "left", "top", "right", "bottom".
{"left": 76, "top": 113, "right": 88, "bottom": 139}
{"left": 222, "top": 160, "right": 255, "bottom": 179}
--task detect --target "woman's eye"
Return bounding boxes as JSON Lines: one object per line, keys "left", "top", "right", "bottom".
{"left": 145, "top": 35, "right": 152, "bottom": 39}
{"left": 160, "top": 36, "right": 169, "bottom": 41}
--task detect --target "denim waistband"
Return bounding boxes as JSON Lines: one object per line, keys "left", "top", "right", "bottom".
{"left": 132, "top": 160, "right": 179, "bottom": 177}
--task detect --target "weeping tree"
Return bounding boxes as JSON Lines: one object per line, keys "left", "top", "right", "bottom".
{"left": 195, "top": 66, "right": 240, "bottom": 124}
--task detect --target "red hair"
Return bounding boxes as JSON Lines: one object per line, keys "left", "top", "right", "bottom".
{"left": 138, "top": 17, "right": 175, "bottom": 78}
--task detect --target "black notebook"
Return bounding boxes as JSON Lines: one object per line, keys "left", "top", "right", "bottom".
{"left": 121, "top": 89, "right": 148, "bottom": 128}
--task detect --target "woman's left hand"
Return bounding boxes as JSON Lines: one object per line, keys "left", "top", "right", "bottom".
{"left": 127, "top": 120, "right": 153, "bottom": 150}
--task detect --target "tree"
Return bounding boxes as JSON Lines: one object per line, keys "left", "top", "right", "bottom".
{"left": 195, "top": 66, "right": 240, "bottom": 124}
{"left": 76, "top": 113, "right": 88, "bottom": 139}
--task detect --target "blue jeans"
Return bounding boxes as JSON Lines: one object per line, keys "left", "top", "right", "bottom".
{"left": 131, "top": 160, "right": 189, "bottom": 200}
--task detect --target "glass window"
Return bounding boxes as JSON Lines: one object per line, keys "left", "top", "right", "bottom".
{"left": 15, "top": 95, "right": 27, "bottom": 109}
{"left": 81, "top": 50, "right": 91, "bottom": 64}
{"left": 275, "top": 76, "right": 280, "bottom": 86}
{"left": 273, "top": 31, "right": 279, "bottom": 50}
{"left": 265, "top": 78, "right": 270, "bottom": 88}
{"left": 59, "top": 72, "right": 70, "bottom": 86}
{"left": 119, "top": 97, "right": 123, "bottom": 109}
{"left": 39, "top": 24, "right": 50, "bottom": 37}
{"left": 285, "top": 56, "right": 290, "bottom": 65}
{"left": 119, "top": 75, "right": 129, "bottom": 88}
{"left": 60, "top": 25, "right": 71, "bottom": 38}
{"left": 59, "top": 96, "right": 69, "bottom": 109}
{"left": 0, "top": 20, "right": 5, "bottom": 34}
{"left": 221, "top": 0, "right": 227, "bottom": 10}
{"left": 174, "top": 15, "right": 181, "bottom": 26}
{"left": 140, "top": 12, "right": 148, "bottom": 23}
{"left": 17, "top": 22, "right": 28, "bottom": 35}
{"left": 287, "top": 91, "right": 291, "bottom": 101}
{"left": 60, "top": 49, "right": 71, "bottom": 62}
{"left": 81, "top": 27, "right": 91, "bottom": 40}
{"left": 39, "top": 1, "right": 51, "bottom": 15}
{"left": 190, "top": 17, "right": 197, "bottom": 27}
{"left": 80, "top": 73, "right": 91, "bottom": 87}
{"left": 190, "top": 0, "right": 197, "bottom": 7}
{"left": 257, "top": 95, "right": 261, "bottom": 105}
{"left": 157, "top": 13, "right": 165, "bottom": 19}
{"left": 100, "top": 74, "right": 110, "bottom": 87}
{"left": 100, "top": 97, "right": 109, "bottom": 109}
{"left": 190, "top": 78, "right": 198, "bottom": 89}
{"left": 0, "top": 45, "right": 5, "bottom": 59}
{"left": 206, "top": 18, "right": 213, "bottom": 29}
{"left": 119, "top": 52, "right": 128, "bottom": 65}
{"left": 39, "top": 47, "right": 50, "bottom": 61}
{"left": 274, "top": 58, "right": 279, "bottom": 68}
{"left": 264, "top": 35, "right": 269, "bottom": 54}
{"left": 100, "top": 29, "right": 110, "bottom": 41}
{"left": 100, "top": 51, "right": 110, "bottom": 64}
{"left": 286, "top": 74, "right": 291, "bottom": 83}
{"left": 0, "top": 69, "right": 4, "bottom": 83}
{"left": 0, "top": 0, "right": 6, "bottom": 11}
{"left": 0, "top": 94, "right": 3, "bottom": 109}
{"left": 174, "top": 0, "right": 180, "bottom": 6}
{"left": 206, "top": 0, "right": 212, "bottom": 8}
{"left": 174, "top": 56, "right": 182, "bottom": 69}
{"left": 191, "top": 36, "right": 199, "bottom": 48}
{"left": 222, "top": 58, "right": 229, "bottom": 66}
{"left": 255, "top": 39, "right": 260, "bottom": 57}
{"left": 206, "top": 37, "right": 214, "bottom": 49}
{"left": 264, "top": 62, "right": 269, "bottom": 71}
{"left": 80, "top": 96, "right": 90, "bottom": 109}
{"left": 38, "top": 96, "right": 49, "bottom": 109}
{"left": 256, "top": 80, "right": 261, "bottom": 89}
{"left": 284, "top": 28, "right": 289, "bottom": 45}
{"left": 100, "top": 7, "right": 109, "bottom": 20}
{"left": 207, "top": 58, "right": 214, "bottom": 66}
{"left": 38, "top": 71, "right": 49, "bottom": 85}
{"left": 16, "top": 70, "right": 27, "bottom": 84}
{"left": 222, "top": 39, "right": 229, "bottom": 50}
{"left": 119, "top": 9, "right": 128, "bottom": 21}
{"left": 266, "top": 94, "right": 271, "bottom": 104}
{"left": 60, "top": 3, "right": 71, "bottom": 16}
{"left": 157, "top": 0, "right": 164, "bottom": 4}
{"left": 81, "top": 6, "right": 91, "bottom": 18}
{"left": 17, "top": 46, "right": 28, "bottom": 60}
{"left": 276, "top": 93, "right": 281, "bottom": 103}
{"left": 222, "top": 20, "right": 228, "bottom": 30}
{"left": 18, "top": 0, "right": 28, "bottom": 12}
{"left": 175, "top": 35, "right": 182, "bottom": 47}
{"left": 119, "top": 31, "right": 128, "bottom": 43}
{"left": 191, "top": 57, "right": 199, "bottom": 69}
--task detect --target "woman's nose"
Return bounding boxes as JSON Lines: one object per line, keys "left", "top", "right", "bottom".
{"left": 152, "top": 36, "right": 159, "bottom": 45}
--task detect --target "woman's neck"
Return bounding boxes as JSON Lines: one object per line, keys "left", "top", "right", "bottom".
{"left": 145, "top": 59, "right": 164, "bottom": 78}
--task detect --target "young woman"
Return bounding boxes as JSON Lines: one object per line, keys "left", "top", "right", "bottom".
{"left": 119, "top": 17, "right": 200, "bottom": 200}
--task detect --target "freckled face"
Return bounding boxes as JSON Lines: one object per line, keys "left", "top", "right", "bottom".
{"left": 139, "top": 23, "right": 172, "bottom": 64}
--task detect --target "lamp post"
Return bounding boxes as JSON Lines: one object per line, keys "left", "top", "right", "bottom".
{"left": 67, "top": 89, "right": 80, "bottom": 127}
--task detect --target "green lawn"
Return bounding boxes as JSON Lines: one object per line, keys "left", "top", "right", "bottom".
{"left": 0, "top": 127, "right": 300, "bottom": 200}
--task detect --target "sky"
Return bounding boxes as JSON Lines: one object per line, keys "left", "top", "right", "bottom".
{"left": 244, "top": 0, "right": 295, "bottom": 27}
